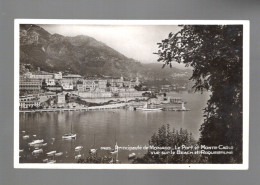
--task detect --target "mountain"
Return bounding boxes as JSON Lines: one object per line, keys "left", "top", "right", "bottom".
{"left": 20, "top": 24, "right": 191, "bottom": 82}
{"left": 20, "top": 24, "right": 144, "bottom": 78}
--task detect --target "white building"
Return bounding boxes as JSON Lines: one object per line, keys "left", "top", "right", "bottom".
{"left": 61, "top": 83, "right": 73, "bottom": 91}
{"left": 19, "top": 99, "right": 40, "bottom": 109}
{"left": 46, "top": 79, "right": 55, "bottom": 86}
{"left": 54, "top": 72, "right": 62, "bottom": 79}
{"left": 56, "top": 94, "right": 66, "bottom": 104}
{"left": 78, "top": 92, "right": 112, "bottom": 98}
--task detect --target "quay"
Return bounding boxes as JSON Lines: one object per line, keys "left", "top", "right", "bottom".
{"left": 20, "top": 103, "right": 127, "bottom": 113}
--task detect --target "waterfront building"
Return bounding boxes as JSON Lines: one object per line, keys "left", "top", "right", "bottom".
{"left": 56, "top": 94, "right": 66, "bottom": 104}
{"left": 37, "top": 92, "right": 56, "bottom": 103}
{"left": 170, "top": 97, "right": 182, "bottom": 104}
{"left": 19, "top": 98, "right": 40, "bottom": 109}
{"left": 20, "top": 77, "right": 42, "bottom": 92}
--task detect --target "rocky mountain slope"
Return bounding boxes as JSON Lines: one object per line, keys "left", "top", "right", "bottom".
{"left": 20, "top": 24, "right": 191, "bottom": 82}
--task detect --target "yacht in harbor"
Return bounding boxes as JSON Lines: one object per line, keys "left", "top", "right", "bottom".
{"left": 136, "top": 103, "right": 163, "bottom": 111}
{"left": 28, "top": 139, "right": 44, "bottom": 146}
{"left": 62, "top": 122, "right": 76, "bottom": 139}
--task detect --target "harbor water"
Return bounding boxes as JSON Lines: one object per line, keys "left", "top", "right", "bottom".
{"left": 19, "top": 92, "right": 210, "bottom": 163}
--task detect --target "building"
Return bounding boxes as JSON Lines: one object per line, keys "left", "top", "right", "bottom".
{"left": 97, "top": 80, "right": 107, "bottom": 89}
{"left": 76, "top": 81, "right": 85, "bottom": 92}
{"left": 62, "top": 83, "right": 73, "bottom": 91}
{"left": 161, "top": 85, "right": 171, "bottom": 92}
{"left": 118, "top": 91, "right": 147, "bottom": 98}
{"left": 123, "top": 80, "right": 132, "bottom": 88}
{"left": 135, "top": 76, "right": 140, "bottom": 86}
{"left": 56, "top": 94, "right": 66, "bottom": 104}
{"left": 46, "top": 79, "right": 55, "bottom": 86}
{"left": 84, "top": 80, "right": 96, "bottom": 91}
{"left": 107, "top": 78, "right": 123, "bottom": 87}
{"left": 25, "top": 70, "right": 62, "bottom": 80}
{"left": 54, "top": 72, "right": 62, "bottom": 79}
{"left": 37, "top": 92, "right": 56, "bottom": 103}
{"left": 45, "top": 85, "right": 62, "bottom": 92}
{"left": 25, "top": 71, "right": 53, "bottom": 80}
{"left": 20, "top": 78, "right": 42, "bottom": 92}
{"left": 19, "top": 95, "right": 36, "bottom": 102}
{"left": 63, "top": 74, "right": 82, "bottom": 82}
{"left": 19, "top": 98, "right": 40, "bottom": 109}
{"left": 78, "top": 91, "right": 112, "bottom": 98}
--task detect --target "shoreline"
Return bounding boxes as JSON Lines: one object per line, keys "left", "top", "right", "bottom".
{"left": 19, "top": 103, "right": 127, "bottom": 113}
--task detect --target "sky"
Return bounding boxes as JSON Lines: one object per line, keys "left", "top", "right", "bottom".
{"left": 39, "top": 24, "right": 184, "bottom": 67}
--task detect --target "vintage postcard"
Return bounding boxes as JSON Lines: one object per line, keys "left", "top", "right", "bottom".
{"left": 14, "top": 20, "right": 249, "bottom": 169}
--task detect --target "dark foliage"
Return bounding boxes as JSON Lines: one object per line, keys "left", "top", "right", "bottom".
{"left": 154, "top": 25, "right": 243, "bottom": 163}
{"left": 133, "top": 125, "right": 202, "bottom": 164}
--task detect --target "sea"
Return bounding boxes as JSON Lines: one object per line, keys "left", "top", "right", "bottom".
{"left": 19, "top": 92, "right": 210, "bottom": 164}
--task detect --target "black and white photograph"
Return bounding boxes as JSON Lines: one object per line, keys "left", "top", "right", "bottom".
{"left": 14, "top": 20, "right": 249, "bottom": 169}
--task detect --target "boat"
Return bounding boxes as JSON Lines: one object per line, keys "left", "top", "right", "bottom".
{"left": 46, "top": 151, "right": 56, "bottom": 156}
{"left": 90, "top": 133, "right": 97, "bottom": 154}
{"left": 28, "top": 139, "right": 44, "bottom": 146}
{"left": 90, "top": 149, "right": 97, "bottom": 154}
{"left": 111, "top": 127, "right": 119, "bottom": 155}
{"left": 47, "top": 160, "right": 56, "bottom": 164}
{"left": 75, "top": 146, "right": 83, "bottom": 151}
{"left": 75, "top": 154, "right": 81, "bottom": 159}
{"left": 55, "top": 152, "right": 63, "bottom": 157}
{"left": 32, "top": 148, "right": 43, "bottom": 154}
{"left": 128, "top": 152, "right": 136, "bottom": 159}
{"left": 33, "top": 134, "right": 36, "bottom": 137}
{"left": 33, "top": 143, "right": 47, "bottom": 148}
{"left": 42, "top": 158, "right": 49, "bottom": 163}
{"left": 23, "top": 135, "right": 29, "bottom": 139}
{"left": 62, "top": 133, "right": 77, "bottom": 139}
{"left": 19, "top": 149, "right": 24, "bottom": 153}
{"left": 110, "top": 142, "right": 118, "bottom": 155}
{"left": 62, "top": 122, "right": 76, "bottom": 139}
{"left": 137, "top": 103, "right": 163, "bottom": 111}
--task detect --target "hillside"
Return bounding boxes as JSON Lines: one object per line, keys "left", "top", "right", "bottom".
{"left": 20, "top": 24, "right": 191, "bottom": 83}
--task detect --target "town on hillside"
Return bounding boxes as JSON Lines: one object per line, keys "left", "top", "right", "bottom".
{"left": 19, "top": 66, "right": 191, "bottom": 111}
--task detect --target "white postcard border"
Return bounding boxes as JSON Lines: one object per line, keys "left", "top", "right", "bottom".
{"left": 14, "top": 19, "right": 250, "bottom": 170}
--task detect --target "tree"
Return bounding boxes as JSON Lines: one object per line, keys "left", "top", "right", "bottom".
{"left": 133, "top": 125, "right": 200, "bottom": 164}
{"left": 155, "top": 25, "right": 243, "bottom": 163}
